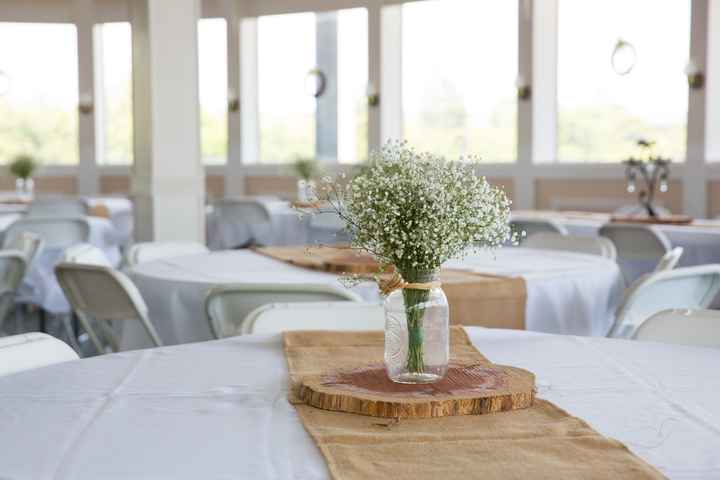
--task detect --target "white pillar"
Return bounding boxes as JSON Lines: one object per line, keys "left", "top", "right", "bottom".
{"left": 380, "top": 4, "right": 402, "bottom": 142}
{"left": 223, "top": 0, "right": 245, "bottom": 196}
{"left": 74, "top": 0, "right": 99, "bottom": 195}
{"left": 130, "top": 0, "right": 205, "bottom": 242}
{"left": 684, "top": 0, "right": 709, "bottom": 217}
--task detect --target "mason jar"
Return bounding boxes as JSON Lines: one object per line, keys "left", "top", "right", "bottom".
{"left": 383, "top": 270, "right": 449, "bottom": 384}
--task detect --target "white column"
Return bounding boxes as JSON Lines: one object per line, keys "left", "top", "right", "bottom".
{"left": 240, "top": 19, "right": 260, "bottom": 165}
{"left": 223, "top": 0, "right": 245, "bottom": 196}
{"left": 367, "top": 1, "right": 382, "bottom": 153}
{"left": 684, "top": 0, "right": 709, "bottom": 217}
{"left": 74, "top": 0, "right": 99, "bottom": 195}
{"left": 380, "top": 4, "right": 402, "bottom": 142}
{"left": 130, "top": 0, "right": 205, "bottom": 242}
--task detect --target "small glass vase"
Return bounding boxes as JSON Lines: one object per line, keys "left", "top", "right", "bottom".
{"left": 384, "top": 270, "right": 449, "bottom": 384}
{"left": 297, "top": 179, "right": 317, "bottom": 203}
{"left": 15, "top": 177, "right": 34, "bottom": 197}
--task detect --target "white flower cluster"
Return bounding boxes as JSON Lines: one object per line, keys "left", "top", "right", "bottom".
{"left": 320, "top": 140, "right": 514, "bottom": 277}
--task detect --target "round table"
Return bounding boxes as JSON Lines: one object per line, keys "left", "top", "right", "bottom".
{"left": 126, "top": 248, "right": 624, "bottom": 349}
{"left": 0, "top": 328, "right": 717, "bottom": 479}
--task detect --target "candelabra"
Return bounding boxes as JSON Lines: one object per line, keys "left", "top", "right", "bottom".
{"left": 623, "top": 153, "right": 670, "bottom": 218}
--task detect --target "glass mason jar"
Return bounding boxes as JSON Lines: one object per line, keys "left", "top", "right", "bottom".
{"left": 384, "top": 270, "right": 449, "bottom": 384}
{"left": 15, "top": 177, "right": 34, "bottom": 197}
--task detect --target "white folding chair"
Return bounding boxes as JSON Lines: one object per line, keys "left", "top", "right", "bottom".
{"left": 212, "top": 199, "right": 272, "bottom": 249}
{"left": 523, "top": 232, "right": 617, "bottom": 260}
{"left": 0, "top": 333, "right": 78, "bottom": 377}
{"left": 205, "top": 283, "right": 362, "bottom": 338}
{"left": 308, "top": 211, "right": 350, "bottom": 245}
{"left": 511, "top": 219, "right": 568, "bottom": 244}
{"left": 633, "top": 309, "right": 720, "bottom": 348}
{"left": 654, "top": 247, "right": 684, "bottom": 273}
{"left": 126, "top": 242, "right": 209, "bottom": 267}
{"left": 244, "top": 301, "right": 385, "bottom": 334}
{"left": 5, "top": 231, "right": 43, "bottom": 266}
{"left": 2, "top": 217, "right": 90, "bottom": 250}
{"left": 55, "top": 263, "right": 162, "bottom": 353}
{"left": 599, "top": 223, "right": 672, "bottom": 285}
{"left": 609, "top": 265, "right": 720, "bottom": 339}
{"left": 63, "top": 244, "right": 112, "bottom": 266}
{"left": 27, "top": 197, "right": 87, "bottom": 217}
{"left": 0, "top": 252, "right": 28, "bottom": 334}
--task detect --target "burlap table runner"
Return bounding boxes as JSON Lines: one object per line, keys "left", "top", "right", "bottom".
{"left": 254, "top": 246, "right": 528, "bottom": 329}
{"left": 284, "top": 327, "right": 665, "bottom": 480}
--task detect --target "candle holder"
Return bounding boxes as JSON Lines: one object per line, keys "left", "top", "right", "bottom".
{"left": 623, "top": 140, "right": 670, "bottom": 218}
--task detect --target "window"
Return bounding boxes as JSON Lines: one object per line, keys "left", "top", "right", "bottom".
{"left": 557, "top": 0, "right": 691, "bottom": 162}
{"left": 401, "top": 0, "right": 518, "bottom": 162}
{"left": 95, "top": 22, "right": 133, "bottom": 165}
{"left": 255, "top": 8, "right": 368, "bottom": 164}
{"left": 0, "top": 23, "right": 79, "bottom": 165}
{"left": 198, "top": 18, "right": 228, "bottom": 165}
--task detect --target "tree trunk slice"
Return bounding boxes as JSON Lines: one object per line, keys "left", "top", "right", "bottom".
{"left": 611, "top": 214, "right": 693, "bottom": 225}
{"left": 297, "top": 363, "right": 535, "bottom": 418}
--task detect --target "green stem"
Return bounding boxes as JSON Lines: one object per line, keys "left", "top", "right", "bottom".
{"left": 403, "top": 287, "right": 430, "bottom": 374}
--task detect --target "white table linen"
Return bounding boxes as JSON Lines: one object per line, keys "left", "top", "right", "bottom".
{"left": 126, "top": 248, "right": 624, "bottom": 349}
{"left": 0, "top": 328, "right": 717, "bottom": 479}
{"left": 4, "top": 217, "right": 123, "bottom": 313}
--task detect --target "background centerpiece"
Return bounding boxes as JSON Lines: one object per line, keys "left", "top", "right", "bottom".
{"left": 318, "top": 140, "right": 513, "bottom": 384}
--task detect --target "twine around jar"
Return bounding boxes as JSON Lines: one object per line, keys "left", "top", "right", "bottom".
{"left": 379, "top": 272, "right": 442, "bottom": 296}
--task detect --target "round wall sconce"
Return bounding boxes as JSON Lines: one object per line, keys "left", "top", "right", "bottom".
{"left": 304, "top": 68, "right": 326, "bottom": 98}
{"left": 515, "top": 75, "right": 531, "bottom": 101}
{"left": 611, "top": 39, "right": 637, "bottom": 76}
{"left": 685, "top": 59, "right": 704, "bottom": 90}
{"left": 366, "top": 82, "right": 380, "bottom": 107}
{"left": 227, "top": 87, "right": 240, "bottom": 112}
{"left": 0, "top": 71, "right": 10, "bottom": 96}
{"left": 78, "top": 93, "right": 93, "bottom": 115}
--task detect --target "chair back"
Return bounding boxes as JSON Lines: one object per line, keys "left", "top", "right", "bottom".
{"left": 126, "top": 242, "right": 209, "bottom": 267}
{"left": 523, "top": 233, "right": 617, "bottom": 260}
{"left": 3, "top": 217, "right": 90, "bottom": 250}
{"left": 205, "top": 283, "right": 361, "bottom": 338}
{"left": 244, "top": 301, "right": 384, "bottom": 334}
{"left": 654, "top": 247, "right": 684, "bottom": 273}
{"left": 308, "top": 211, "right": 350, "bottom": 244}
{"left": 55, "top": 263, "right": 162, "bottom": 350}
{"left": 610, "top": 265, "right": 720, "bottom": 338}
{"left": 0, "top": 252, "right": 28, "bottom": 328}
{"left": 213, "top": 199, "right": 272, "bottom": 248}
{"left": 599, "top": 223, "right": 671, "bottom": 284}
{"left": 4, "top": 231, "right": 43, "bottom": 265}
{"left": 510, "top": 219, "right": 568, "bottom": 244}
{"left": 0, "top": 333, "right": 78, "bottom": 377}
{"left": 27, "top": 197, "right": 87, "bottom": 217}
{"left": 633, "top": 309, "right": 720, "bottom": 348}
{"left": 63, "top": 244, "right": 112, "bottom": 266}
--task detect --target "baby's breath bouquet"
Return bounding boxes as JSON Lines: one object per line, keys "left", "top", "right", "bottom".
{"left": 318, "top": 140, "right": 513, "bottom": 382}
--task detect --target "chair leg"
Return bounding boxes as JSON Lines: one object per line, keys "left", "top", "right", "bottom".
{"left": 75, "top": 312, "right": 105, "bottom": 354}
{"left": 38, "top": 309, "right": 47, "bottom": 333}
{"left": 60, "top": 314, "right": 82, "bottom": 353}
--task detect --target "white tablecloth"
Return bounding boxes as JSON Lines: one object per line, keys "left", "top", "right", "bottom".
{"left": 126, "top": 248, "right": 624, "bottom": 349}
{"left": 206, "top": 199, "right": 310, "bottom": 250}
{"left": 2, "top": 216, "right": 123, "bottom": 313}
{"left": 0, "top": 328, "right": 717, "bottom": 479}
{"left": 512, "top": 211, "right": 720, "bottom": 269}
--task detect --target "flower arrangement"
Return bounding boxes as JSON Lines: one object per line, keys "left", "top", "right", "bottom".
{"left": 9, "top": 154, "right": 37, "bottom": 180}
{"left": 317, "top": 140, "right": 513, "bottom": 377}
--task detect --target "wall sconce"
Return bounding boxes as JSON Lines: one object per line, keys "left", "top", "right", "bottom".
{"left": 304, "top": 68, "right": 326, "bottom": 98}
{"left": 228, "top": 87, "right": 240, "bottom": 112}
{"left": 515, "top": 75, "right": 531, "bottom": 100}
{"left": 0, "top": 71, "right": 10, "bottom": 96}
{"left": 78, "top": 93, "right": 93, "bottom": 115}
{"left": 611, "top": 39, "right": 636, "bottom": 76}
{"left": 685, "top": 59, "right": 704, "bottom": 90}
{"left": 366, "top": 82, "right": 380, "bottom": 107}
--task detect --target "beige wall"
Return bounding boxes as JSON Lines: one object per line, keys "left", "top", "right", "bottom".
{"left": 709, "top": 181, "right": 720, "bottom": 218}
{"left": 535, "top": 178, "right": 683, "bottom": 213}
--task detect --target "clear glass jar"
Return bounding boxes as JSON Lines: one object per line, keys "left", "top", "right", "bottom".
{"left": 384, "top": 270, "right": 449, "bottom": 384}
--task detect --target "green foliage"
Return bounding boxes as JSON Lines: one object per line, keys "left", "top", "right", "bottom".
{"left": 9, "top": 154, "right": 37, "bottom": 179}
{"left": 291, "top": 157, "right": 321, "bottom": 180}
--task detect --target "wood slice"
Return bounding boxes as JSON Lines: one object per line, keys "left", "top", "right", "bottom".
{"left": 610, "top": 214, "right": 693, "bottom": 225}
{"left": 297, "top": 363, "right": 535, "bottom": 418}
